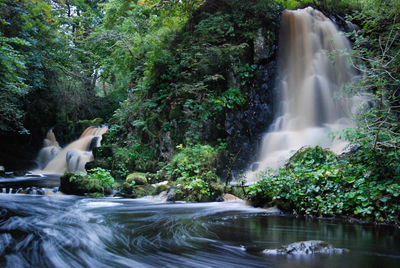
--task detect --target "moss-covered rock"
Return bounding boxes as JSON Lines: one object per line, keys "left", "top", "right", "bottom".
{"left": 153, "top": 182, "right": 171, "bottom": 195}
{"left": 120, "top": 182, "right": 156, "bottom": 198}
{"left": 126, "top": 172, "right": 148, "bottom": 185}
{"left": 134, "top": 185, "right": 156, "bottom": 198}
{"left": 59, "top": 168, "right": 115, "bottom": 196}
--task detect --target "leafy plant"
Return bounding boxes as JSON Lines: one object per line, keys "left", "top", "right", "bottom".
{"left": 60, "top": 168, "right": 115, "bottom": 196}
{"left": 159, "top": 144, "right": 224, "bottom": 201}
{"left": 247, "top": 146, "right": 400, "bottom": 224}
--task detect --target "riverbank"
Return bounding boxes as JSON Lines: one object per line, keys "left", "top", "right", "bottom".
{"left": 2, "top": 177, "right": 399, "bottom": 230}
{"left": 246, "top": 146, "right": 400, "bottom": 226}
{"left": 2, "top": 145, "right": 400, "bottom": 227}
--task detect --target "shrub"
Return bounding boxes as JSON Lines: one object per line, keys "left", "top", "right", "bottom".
{"left": 247, "top": 146, "right": 400, "bottom": 224}
{"left": 159, "top": 144, "right": 224, "bottom": 201}
{"left": 60, "top": 168, "right": 115, "bottom": 196}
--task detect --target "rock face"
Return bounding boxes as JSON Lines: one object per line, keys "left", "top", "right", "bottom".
{"left": 262, "top": 240, "right": 349, "bottom": 255}
{"left": 226, "top": 38, "right": 278, "bottom": 177}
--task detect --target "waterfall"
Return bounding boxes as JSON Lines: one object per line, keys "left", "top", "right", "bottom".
{"left": 245, "top": 7, "right": 360, "bottom": 183}
{"left": 33, "top": 126, "right": 108, "bottom": 174}
{"left": 36, "top": 129, "right": 61, "bottom": 169}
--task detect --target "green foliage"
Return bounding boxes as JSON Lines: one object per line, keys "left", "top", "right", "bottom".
{"left": 161, "top": 144, "right": 219, "bottom": 181}
{"left": 86, "top": 168, "right": 115, "bottom": 188}
{"left": 339, "top": 0, "right": 400, "bottom": 181}
{"left": 60, "top": 168, "right": 115, "bottom": 196}
{"left": 213, "top": 87, "right": 247, "bottom": 110}
{"left": 246, "top": 0, "right": 400, "bottom": 225}
{"left": 126, "top": 172, "right": 148, "bottom": 185}
{"left": 0, "top": 0, "right": 121, "bottom": 140}
{"left": 194, "top": 12, "right": 236, "bottom": 42}
{"left": 0, "top": 33, "right": 30, "bottom": 133}
{"left": 248, "top": 146, "right": 400, "bottom": 224}
{"left": 107, "top": 0, "right": 282, "bottom": 162}
{"left": 82, "top": 0, "right": 283, "bottom": 193}
{"left": 276, "top": 0, "right": 361, "bottom": 13}
{"left": 114, "top": 142, "right": 158, "bottom": 173}
{"left": 120, "top": 171, "right": 159, "bottom": 198}
{"left": 159, "top": 144, "right": 223, "bottom": 201}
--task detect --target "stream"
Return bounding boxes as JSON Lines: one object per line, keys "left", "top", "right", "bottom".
{"left": 0, "top": 194, "right": 399, "bottom": 267}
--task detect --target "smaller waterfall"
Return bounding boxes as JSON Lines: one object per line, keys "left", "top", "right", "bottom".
{"left": 245, "top": 7, "right": 361, "bottom": 183}
{"left": 36, "top": 129, "right": 61, "bottom": 169}
{"left": 33, "top": 126, "right": 108, "bottom": 174}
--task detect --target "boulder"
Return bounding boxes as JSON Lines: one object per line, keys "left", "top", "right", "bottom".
{"left": 152, "top": 181, "right": 170, "bottom": 195}
{"left": 59, "top": 172, "right": 113, "bottom": 196}
{"left": 262, "top": 240, "right": 349, "bottom": 255}
{"left": 126, "top": 172, "right": 148, "bottom": 185}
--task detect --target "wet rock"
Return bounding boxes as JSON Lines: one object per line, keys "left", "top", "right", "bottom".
{"left": 262, "top": 240, "right": 349, "bottom": 255}
{"left": 36, "top": 188, "right": 45, "bottom": 195}
{"left": 121, "top": 182, "right": 134, "bottom": 197}
{"left": 153, "top": 181, "right": 170, "bottom": 195}
{"left": 16, "top": 188, "right": 25, "bottom": 194}
{"left": 4, "top": 172, "right": 14, "bottom": 178}
{"left": 159, "top": 131, "right": 174, "bottom": 161}
{"left": 326, "top": 12, "right": 359, "bottom": 33}
{"left": 226, "top": 53, "right": 277, "bottom": 175}
{"left": 166, "top": 187, "right": 175, "bottom": 202}
{"left": 88, "top": 137, "right": 100, "bottom": 152}
{"left": 254, "top": 28, "right": 268, "bottom": 64}
{"left": 26, "top": 187, "right": 37, "bottom": 195}
{"left": 215, "top": 196, "right": 224, "bottom": 202}
{"left": 250, "top": 162, "right": 259, "bottom": 172}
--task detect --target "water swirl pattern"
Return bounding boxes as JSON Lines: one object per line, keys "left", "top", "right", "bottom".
{"left": 0, "top": 195, "right": 399, "bottom": 267}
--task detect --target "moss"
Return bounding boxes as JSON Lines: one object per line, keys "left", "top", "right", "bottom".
{"left": 59, "top": 168, "right": 115, "bottom": 196}
{"left": 121, "top": 181, "right": 134, "bottom": 197}
{"left": 134, "top": 185, "right": 156, "bottom": 198}
{"left": 78, "top": 118, "right": 104, "bottom": 129}
{"left": 154, "top": 183, "right": 171, "bottom": 195}
{"left": 120, "top": 182, "right": 156, "bottom": 198}
{"left": 126, "top": 172, "right": 148, "bottom": 185}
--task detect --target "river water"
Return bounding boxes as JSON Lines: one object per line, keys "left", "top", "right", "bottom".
{"left": 0, "top": 194, "right": 399, "bottom": 267}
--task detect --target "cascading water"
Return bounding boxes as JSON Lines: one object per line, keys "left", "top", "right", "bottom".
{"left": 35, "top": 129, "right": 61, "bottom": 169}
{"left": 245, "top": 7, "right": 361, "bottom": 183}
{"left": 34, "top": 126, "right": 108, "bottom": 174}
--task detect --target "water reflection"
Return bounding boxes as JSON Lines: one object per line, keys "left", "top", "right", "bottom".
{"left": 0, "top": 195, "right": 399, "bottom": 267}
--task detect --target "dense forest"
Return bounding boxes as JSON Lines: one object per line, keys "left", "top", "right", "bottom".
{"left": 1, "top": 0, "right": 400, "bottom": 224}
